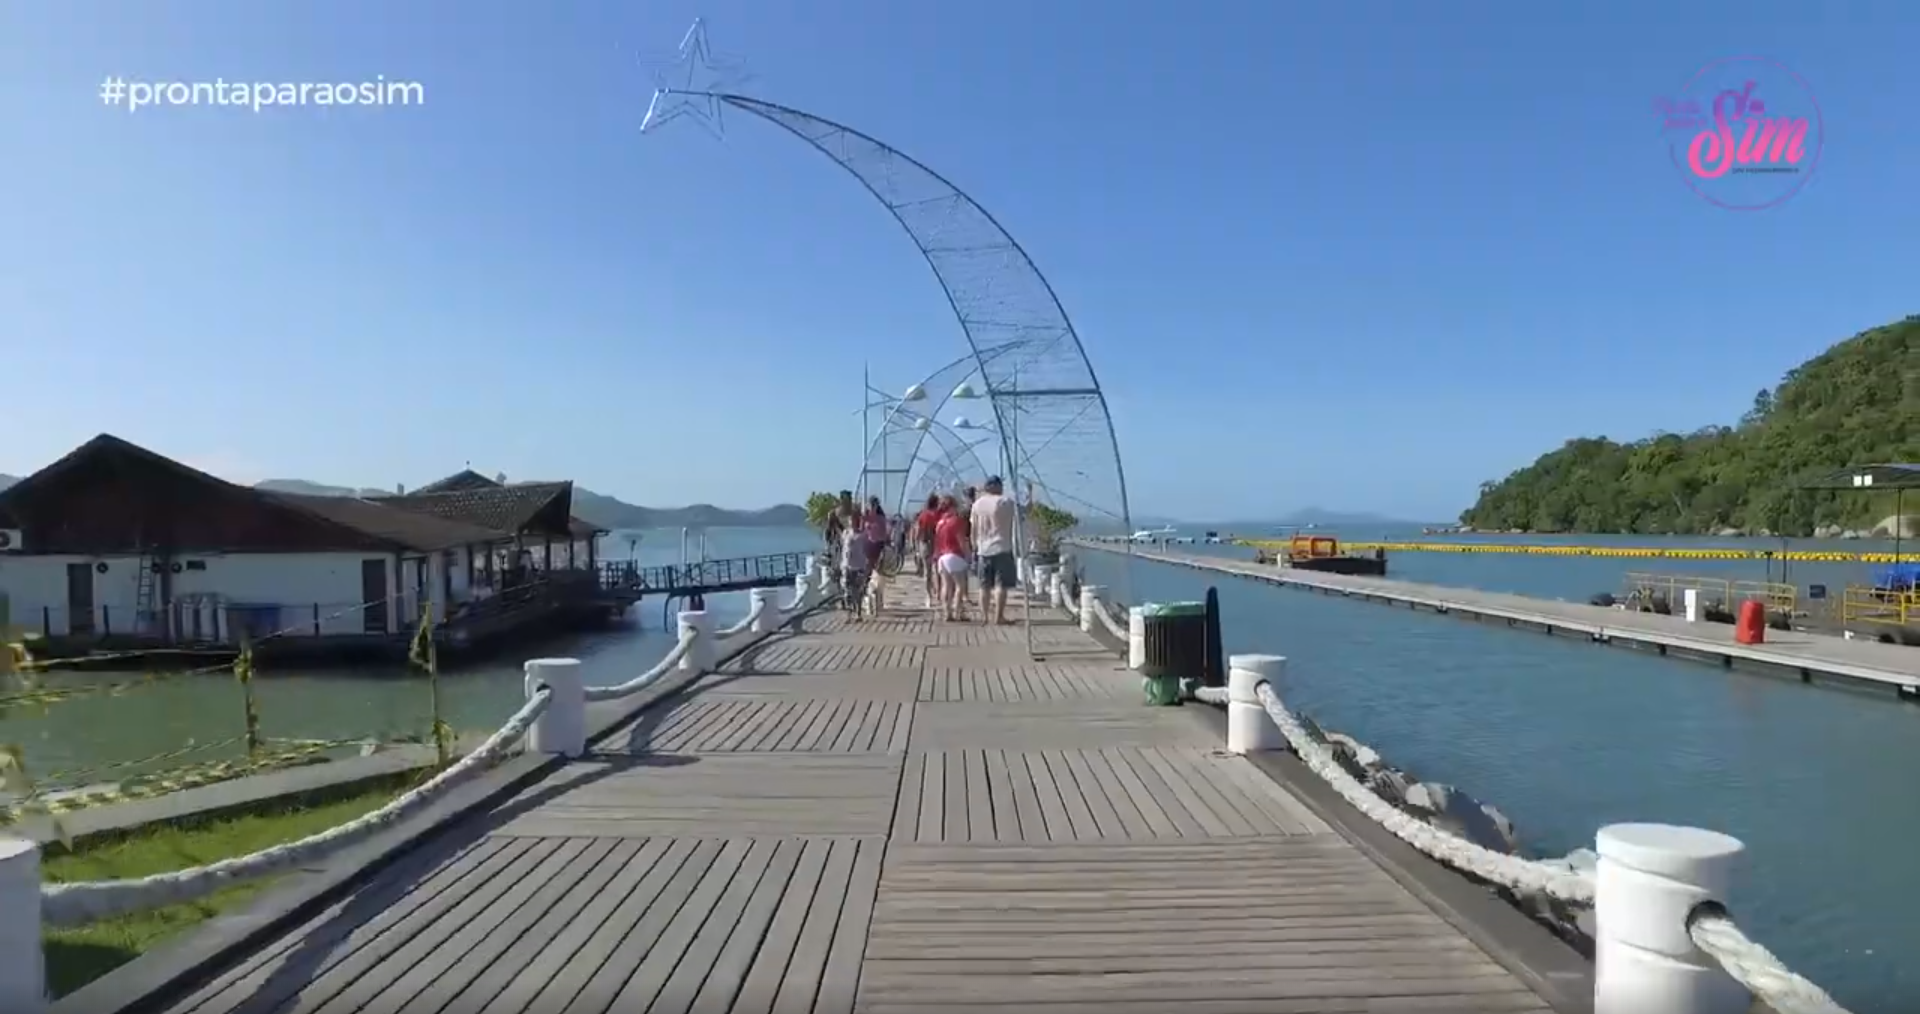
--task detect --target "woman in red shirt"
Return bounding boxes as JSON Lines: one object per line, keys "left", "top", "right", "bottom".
{"left": 933, "top": 495, "right": 971, "bottom": 621}
{"left": 913, "top": 494, "right": 943, "bottom": 605}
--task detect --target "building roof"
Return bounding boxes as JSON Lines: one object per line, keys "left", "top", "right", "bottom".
{"left": 373, "top": 482, "right": 576, "bottom": 535}
{"left": 267, "top": 493, "right": 509, "bottom": 552}
{"left": 0, "top": 434, "right": 402, "bottom": 554}
{"left": 412, "top": 469, "right": 504, "bottom": 495}
{"left": 408, "top": 469, "right": 607, "bottom": 537}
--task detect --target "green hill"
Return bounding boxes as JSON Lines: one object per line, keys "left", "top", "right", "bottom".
{"left": 1460, "top": 316, "right": 1919, "bottom": 536}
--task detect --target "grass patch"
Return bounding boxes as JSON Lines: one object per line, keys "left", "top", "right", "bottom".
{"left": 40, "top": 780, "right": 407, "bottom": 998}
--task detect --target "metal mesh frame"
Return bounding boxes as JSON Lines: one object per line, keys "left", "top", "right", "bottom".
{"left": 716, "top": 93, "right": 1134, "bottom": 538}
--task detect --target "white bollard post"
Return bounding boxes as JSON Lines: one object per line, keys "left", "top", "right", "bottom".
{"left": 815, "top": 558, "right": 835, "bottom": 598}
{"left": 1051, "top": 572, "right": 1067, "bottom": 609}
{"left": 1128, "top": 606, "right": 1146, "bottom": 669}
{"left": 523, "top": 657, "right": 586, "bottom": 757}
{"left": 679, "top": 610, "right": 715, "bottom": 673}
{"left": 1682, "top": 588, "right": 1701, "bottom": 623}
{"left": 1029, "top": 564, "right": 1049, "bottom": 597}
{"left": 750, "top": 587, "right": 779, "bottom": 633}
{"left": 0, "top": 837, "right": 43, "bottom": 1014}
{"left": 793, "top": 571, "right": 810, "bottom": 607}
{"left": 1593, "top": 824, "right": 1748, "bottom": 1014}
{"left": 1079, "top": 584, "right": 1104, "bottom": 633}
{"left": 1226, "top": 654, "right": 1288, "bottom": 754}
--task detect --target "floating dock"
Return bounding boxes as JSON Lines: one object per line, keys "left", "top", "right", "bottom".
{"left": 1228, "top": 539, "right": 1917, "bottom": 564}
{"left": 1073, "top": 541, "right": 1920, "bottom": 697}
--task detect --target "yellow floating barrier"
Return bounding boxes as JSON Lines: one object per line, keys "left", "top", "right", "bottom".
{"left": 1230, "top": 539, "right": 1919, "bottom": 564}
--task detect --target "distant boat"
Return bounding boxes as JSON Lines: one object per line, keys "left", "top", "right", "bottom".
{"left": 1129, "top": 526, "right": 1178, "bottom": 542}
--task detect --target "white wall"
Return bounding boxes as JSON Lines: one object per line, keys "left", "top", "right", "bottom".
{"left": 0, "top": 551, "right": 402, "bottom": 641}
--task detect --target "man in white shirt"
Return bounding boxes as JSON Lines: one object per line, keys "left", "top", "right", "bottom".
{"left": 969, "top": 475, "right": 1018, "bottom": 624}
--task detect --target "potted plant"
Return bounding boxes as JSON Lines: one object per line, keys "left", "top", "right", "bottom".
{"left": 1025, "top": 502, "right": 1078, "bottom": 566}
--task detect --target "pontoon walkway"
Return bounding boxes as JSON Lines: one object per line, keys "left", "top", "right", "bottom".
{"left": 65, "top": 596, "right": 1579, "bottom": 1014}
{"left": 1077, "top": 540, "right": 1920, "bottom": 695}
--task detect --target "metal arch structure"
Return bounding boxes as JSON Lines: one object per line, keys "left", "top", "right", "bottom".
{"left": 707, "top": 92, "right": 1135, "bottom": 541}
{"left": 861, "top": 409, "right": 994, "bottom": 518}
{"left": 857, "top": 342, "right": 1029, "bottom": 516}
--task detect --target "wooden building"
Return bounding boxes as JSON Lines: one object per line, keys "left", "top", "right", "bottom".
{"left": 0, "top": 435, "right": 618, "bottom": 657}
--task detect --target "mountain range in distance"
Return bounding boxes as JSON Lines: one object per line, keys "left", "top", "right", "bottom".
{"left": 0, "top": 473, "right": 1432, "bottom": 534}
{"left": 0, "top": 473, "right": 806, "bottom": 531}
{"left": 1129, "top": 508, "right": 1440, "bottom": 531}
{"left": 250, "top": 479, "right": 807, "bottom": 531}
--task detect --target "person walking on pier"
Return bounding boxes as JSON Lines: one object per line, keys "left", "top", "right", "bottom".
{"left": 914, "top": 493, "right": 943, "bottom": 608}
{"left": 824, "top": 489, "right": 855, "bottom": 556}
{"left": 838, "top": 522, "right": 871, "bottom": 620}
{"left": 933, "top": 495, "right": 971, "bottom": 621}
{"left": 970, "top": 476, "right": 1018, "bottom": 625}
{"left": 861, "top": 496, "right": 891, "bottom": 613}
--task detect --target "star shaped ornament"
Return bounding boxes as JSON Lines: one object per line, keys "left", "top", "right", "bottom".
{"left": 640, "top": 18, "right": 753, "bottom": 138}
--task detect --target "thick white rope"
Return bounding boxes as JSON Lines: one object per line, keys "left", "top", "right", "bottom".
{"left": 1252, "top": 682, "right": 1593, "bottom": 903}
{"left": 1058, "top": 588, "right": 1081, "bottom": 620}
{"left": 41, "top": 690, "right": 553, "bottom": 926}
{"left": 716, "top": 595, "right": 768, "bottom": 638}
{"left": 582, "top": 633, "right": 695, "bottom": 703}
{"left": 1092, "top": 599, "right": 1128, "bottom": 640}
{"left": 1194, "top": 685, "right": 1229, "bottom": 705}
{"left": 1690, "top": 906, "right": 1853, "bottom": 1014}
{"left": 1239, "top": 682, "right": 1849, "bottom": 1012}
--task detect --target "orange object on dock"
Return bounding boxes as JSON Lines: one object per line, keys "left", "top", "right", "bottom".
{"left": 1735, "top": 599, "right": 1767, "bottom": 645}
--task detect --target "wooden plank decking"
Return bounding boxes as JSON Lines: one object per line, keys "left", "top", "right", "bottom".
{"left": 1086, "top": 540, "right": 1920, "bottom": 691}
{"left": 133, "top": 595, "right": 1561, "bottom": 1014}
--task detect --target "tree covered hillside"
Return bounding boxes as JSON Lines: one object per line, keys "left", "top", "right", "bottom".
{"left": 1461, "top": 316, "right": 1919, "bottom": 535}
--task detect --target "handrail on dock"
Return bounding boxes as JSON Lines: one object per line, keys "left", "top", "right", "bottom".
{"left": 598, "top": 550, "right": 812, "bottom": 596}
{"left": 0, "top": 554, "right": 843, "bottom": 1013}
{"left": 1050, "top": 548, "right": 1860, "bottom": 1014}
{"left": 1841, "top": 585, "right": 1920, "bottom": 627}
{"left": 1624, "top": 571, "right": 1798, "bottom": 615}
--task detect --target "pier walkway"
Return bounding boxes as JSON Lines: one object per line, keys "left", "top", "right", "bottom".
{"left": 1076, "top": 541, "right": 1920, "bottom": 694}
{"left": 69, "top": 594, "right": 1567, "bottom": 1014}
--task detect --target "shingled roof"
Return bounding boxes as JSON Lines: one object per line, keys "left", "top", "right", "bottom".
{"left": 412, "top": 469, "right": 503, "bottom": 495}
{"left": 373, "top": 481, "right": 576, "bottom": 536}
{"left": 267, "top": 493, "right": 508, "bottom": 552}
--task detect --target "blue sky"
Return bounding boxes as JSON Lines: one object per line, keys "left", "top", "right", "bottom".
{"left": 2, "top": 1, "right": 1910, "bottom": 522}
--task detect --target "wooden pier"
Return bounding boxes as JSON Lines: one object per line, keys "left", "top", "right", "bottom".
{"left": 64, "top": 593, "right": 1579, "bottom": 1014}
{"left": 1077, "top": 541, "right": 1920, "bottom": 696}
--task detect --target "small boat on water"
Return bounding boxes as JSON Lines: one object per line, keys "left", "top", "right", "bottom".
{"left": 1266, "top": 532, "right": 1388, "bottom": 576}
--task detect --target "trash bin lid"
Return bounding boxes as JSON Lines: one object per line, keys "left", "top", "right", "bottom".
{"left": 1139, "top": 601, "right": 1204, "bottom": 617}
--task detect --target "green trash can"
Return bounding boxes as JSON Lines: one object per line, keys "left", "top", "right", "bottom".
{"left": 1138, "top": 601, "right": 1205, "bottom": 705}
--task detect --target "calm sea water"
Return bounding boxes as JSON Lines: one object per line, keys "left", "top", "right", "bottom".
{"left": 1074, "top": 536, "right": 1915, "bottom": 1011}
{"left": 0, "top": 527, "right": 821, "bottom": 781}
{"left": 7, "top": 524, "right": 1912, "bottom": 1007}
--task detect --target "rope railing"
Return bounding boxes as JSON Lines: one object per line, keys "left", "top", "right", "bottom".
{"left": 1, "top": 552, "right": 839, "bottom": 1011}
{"left": 39, "top": 689, "right": 552, "bottom": 926}
{"left": 1065, "top": 581, "right": 1855, "bottom": 1014}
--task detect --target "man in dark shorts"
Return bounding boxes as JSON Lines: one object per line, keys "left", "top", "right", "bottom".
{"left": 967, "top": 476, "right": 1019, "bottom": 624}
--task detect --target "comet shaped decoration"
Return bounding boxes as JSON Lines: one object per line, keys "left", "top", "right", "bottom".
{"left": 639, "top": 18, "right": 752, "bottom": 137}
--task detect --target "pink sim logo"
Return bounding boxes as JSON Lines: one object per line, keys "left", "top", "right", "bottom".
{"left": 1652, "top": 56, "right": 1824, "bottom": 211}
